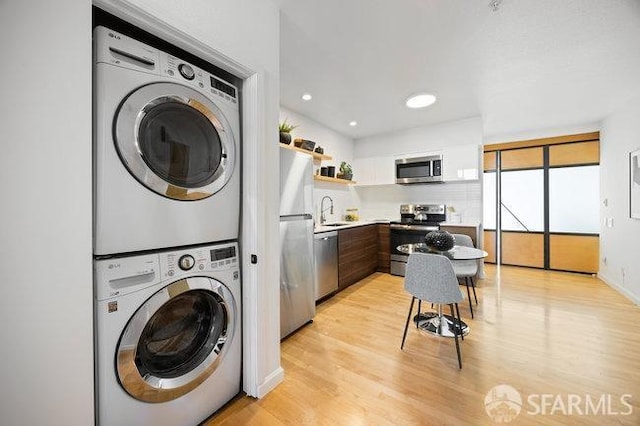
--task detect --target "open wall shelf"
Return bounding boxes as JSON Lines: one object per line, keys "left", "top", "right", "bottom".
{"left": 280, "top": 143, "right": 354, "bottom": 184}
{"left": 279, "top": 143, "right": 332, "bottom": 161}
{"left": 314, "top": 175, "right": 356, "bottom": 185}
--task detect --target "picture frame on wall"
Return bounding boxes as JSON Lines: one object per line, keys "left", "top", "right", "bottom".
{"left": 631, "top": 148, "right": 640, "bottom": 219}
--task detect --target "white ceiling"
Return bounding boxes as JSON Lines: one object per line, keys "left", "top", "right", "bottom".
{"left": 277, "top": 0, "right": 640, "bottom": 140}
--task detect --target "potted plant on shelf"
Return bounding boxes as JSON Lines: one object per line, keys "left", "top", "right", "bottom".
{"left": 339, "top": 161, "right": 353, "bottom": 180}
{"left": 279, "top": 119, "right": 297, "bottom": 144}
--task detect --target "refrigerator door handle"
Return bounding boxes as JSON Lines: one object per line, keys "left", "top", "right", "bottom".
{"left": 280, "top": 214, "right": 313, "bottom": 221}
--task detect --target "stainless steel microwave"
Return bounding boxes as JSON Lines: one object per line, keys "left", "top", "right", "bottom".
{"left": 395, "top": 154, "right": 443, "bottom": 184}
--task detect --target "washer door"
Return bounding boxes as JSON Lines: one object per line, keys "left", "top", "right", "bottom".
{"left": 116, "top": 277, "right": 236, "bottom": 403}
{"left": 114, "top": 82, "right": 235, "bottom": 201}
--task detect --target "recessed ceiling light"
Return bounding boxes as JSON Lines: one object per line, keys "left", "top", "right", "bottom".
{"left": 301, "top": 93, "right": 312, "bottom": 101}
{"left": 405, "top": 93, "right": 437, "bottom": 109}
{"left": 349, "top": 121, "right": 357, "bottom": 127}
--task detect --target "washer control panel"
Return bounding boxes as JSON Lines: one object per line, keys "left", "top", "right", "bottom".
{"left": 95, "top": 242, "right": 240, "bottom": 300}
{"left": 94, "top": 254, "right": 160, "bottom": 301}
{"left": 161, "top": 242, "right": 239, "bottom": 280}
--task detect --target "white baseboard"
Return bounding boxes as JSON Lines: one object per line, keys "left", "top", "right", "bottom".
{"left": 598, "top": 272, "right": 640, "bottom": 305}
{"left": 255, "top": 367, "right": 285, "bottom": 399}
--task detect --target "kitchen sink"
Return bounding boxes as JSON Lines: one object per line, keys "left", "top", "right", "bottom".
{"left": 321, "top": 222, "right": 351, "bottom": 227}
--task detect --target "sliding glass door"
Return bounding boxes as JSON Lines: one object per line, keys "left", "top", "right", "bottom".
{"left": 547, "top": 141, "right": 600, "bottom": 273}
{"left": 483, "top": 136, "right": 600, "bottom": 274}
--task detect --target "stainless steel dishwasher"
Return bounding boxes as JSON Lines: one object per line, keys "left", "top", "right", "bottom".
{"left": 314, "top": 231, "right": 338, "bottom": 300}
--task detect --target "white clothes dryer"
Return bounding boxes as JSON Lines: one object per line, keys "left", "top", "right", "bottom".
{"left": 94, "top": 241, "right": 241, "bottom": 426}
{"left": 93, "top": 26, "right": 241, "bottom": 255}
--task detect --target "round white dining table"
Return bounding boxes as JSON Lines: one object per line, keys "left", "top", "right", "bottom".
{"left": 396, "top": 243, "right": 488, "bottom": 260}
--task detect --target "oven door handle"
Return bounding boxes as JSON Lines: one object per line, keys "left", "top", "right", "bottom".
{"left": 390, "top": 224, "right": 439, "bottom": 232}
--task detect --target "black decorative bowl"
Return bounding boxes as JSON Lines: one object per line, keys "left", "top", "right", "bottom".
{"left": 424, "top": 230, "right": 455, "bottom": 252}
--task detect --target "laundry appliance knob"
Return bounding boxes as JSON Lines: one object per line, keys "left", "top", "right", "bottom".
{"left": 178, "top": 254, "right": 195, "bottom": 270}
{"left": 178, "top": 63, "right": 195, "bottom": 80}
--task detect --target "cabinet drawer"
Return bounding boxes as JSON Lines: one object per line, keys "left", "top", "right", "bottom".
{"left": 338, "top": 225, "right": 378, "bottom": 289}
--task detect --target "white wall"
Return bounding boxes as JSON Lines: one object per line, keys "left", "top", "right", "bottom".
{"left": 599, "top": 94, "right": 640, "bottom": 304}
{"left": 353, "top": 117, "right": 483, "bottom": 222}
{"left": 280, "top": 107, "right": 357, "bottom": 222}
{"left": 0, "top": 1, "right": 93, "bottom": 425}
{"left": 354, "top": 117, "right": 482, "bottom": 158}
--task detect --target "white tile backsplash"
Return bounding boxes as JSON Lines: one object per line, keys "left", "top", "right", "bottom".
{"left": 355, "top": 181, "right": 482, "bottom": 223}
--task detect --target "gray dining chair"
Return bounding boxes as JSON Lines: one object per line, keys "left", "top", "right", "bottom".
{"left": 451, "top": 234, "right": 478, "bottom": 319}
{"left": 401, "top": 252, "right": 464, "bottom": 369}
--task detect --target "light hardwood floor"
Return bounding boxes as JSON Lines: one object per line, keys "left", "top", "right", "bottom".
{"left": 205, "top": 265, "right": 640, "bottom": 425}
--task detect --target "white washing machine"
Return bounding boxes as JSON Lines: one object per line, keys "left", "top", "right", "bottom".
{"left": 93, "top": 26, "right": 241, "bottom": 255}
{"left": 94, "top": 241, "right": 241, "bottom": 426}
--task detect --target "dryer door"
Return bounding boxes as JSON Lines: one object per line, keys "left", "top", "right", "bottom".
{"left": 114, "top": 82, "right": 235, "bottom": 201}
{"left": 116, "top": 276, "right": 236, "bottom": 403}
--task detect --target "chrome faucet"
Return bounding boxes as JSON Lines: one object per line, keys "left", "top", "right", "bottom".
{"left": 320, "top": 196, "right": 334, "bottom": 224}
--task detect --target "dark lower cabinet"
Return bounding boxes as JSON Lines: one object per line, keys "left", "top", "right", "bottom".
{"left": 338, "top": 225, "right": 378, "bottom": 290}
{"left": 377, "top": 224, "right": 390, "bottom": 273}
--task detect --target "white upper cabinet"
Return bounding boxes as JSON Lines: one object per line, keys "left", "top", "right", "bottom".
{"left": 353, "top": 158, "right": 375, "bottom": 185}
{"left": 353, "top": 156, "right": 395, "bottom": 186}
{"left": 375, "top": 156, "right": 396, "bottom": 185}
{"left": 354, "top": 144, "right": 479, "bottom": 185}
{"left": 442, "top": 144, "right": 480, "bottom": 182}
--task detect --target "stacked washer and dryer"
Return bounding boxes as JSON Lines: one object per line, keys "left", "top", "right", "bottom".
{"left": 93, "top": 26, "right": 242, "bottom": 425}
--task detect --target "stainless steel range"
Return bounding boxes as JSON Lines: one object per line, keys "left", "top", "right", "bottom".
{"left": 390, "top": 204, "right": 446, "bottom": 276}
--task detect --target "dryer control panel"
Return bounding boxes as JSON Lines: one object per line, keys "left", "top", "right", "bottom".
{"left": 162, "top": 54, "right": 238, "bottom": 106}
{"left": 94, "top": 26, "right": 238, "bottom": 107}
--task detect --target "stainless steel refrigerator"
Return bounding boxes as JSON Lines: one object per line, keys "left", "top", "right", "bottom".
{"left": 279, "top": 148, "right": 316, "bottom": 339}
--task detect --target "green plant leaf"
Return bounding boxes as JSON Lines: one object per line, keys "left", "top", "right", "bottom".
{"left": 339, "top": 161, "right": 352, "bottom": 174}
{"left": 279, "top": 118, "right": 298, "bottom": 133}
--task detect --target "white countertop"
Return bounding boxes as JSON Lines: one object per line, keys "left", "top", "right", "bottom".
{"left": 314, "top": 220, "right": 388, "bottom": 233}
{"left": 313, "top": 219, "right": 480, "bottom": 232}
{"left": 440, "top": 221, "right": 481, "bottom": 228}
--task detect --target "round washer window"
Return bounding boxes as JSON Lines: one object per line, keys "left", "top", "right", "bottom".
{"left": 135, "top": 289, "right": 227, "bottom": 380}
{"left": 116, "top": 277, "right": 236, "bottom": 403}
{"left": 138, "top": 101, "right": 223, "bottom": 188}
